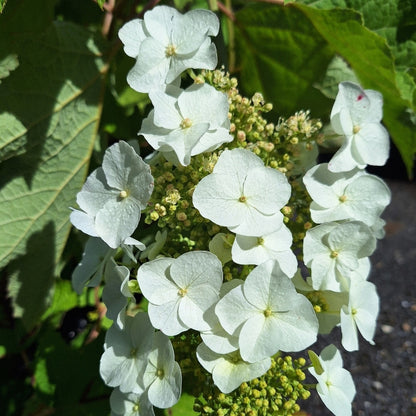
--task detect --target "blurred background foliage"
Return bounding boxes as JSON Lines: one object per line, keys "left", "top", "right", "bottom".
{"left": 0, "top": 0, "right": 414, "bottom": 414}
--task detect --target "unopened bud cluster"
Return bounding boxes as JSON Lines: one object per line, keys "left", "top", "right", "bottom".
{"left": 194, "top": 356, "right": 310, "bottom": 416}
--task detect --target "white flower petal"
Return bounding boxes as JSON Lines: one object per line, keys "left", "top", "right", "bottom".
{"left": 118, "top": 19, "right": 146, "bottom": 58}
{"left": 148, "top": 301, "right": 188, "bottom": 336}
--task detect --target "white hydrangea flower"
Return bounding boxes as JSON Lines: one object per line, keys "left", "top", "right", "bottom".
{"left": 137, "top": 251, "right": 223, "bottom": 336}
{"left": 143, "top": 332, "right": 182, "bottom": 409}
{"left": 102, "top": 258, "right": 134, "bottom": 329}
{"left": 231, "top": 224, "right": 297, "bottom": 277}
{"left": 70, "top": 141, "right": 154, "bottom": 249}
{"left": 100, "top": 312, "right": 154, "bottom": 393}
{"left": 329, "top": 81, "right": 389, "bottom": 172}
{"left": 71, "top": 237, "right": 114, "bottom": 294}
{"left": 193, "top": 148, "right": 291, "bottom": 237}
{"left": 309, "top": 345, "right": 356, "bottom": 416}
{"left": 200, "top": 280, "right": 243, "bottom": 355}
{"left": 340, "top": 280, "right": 379, "bottom": 351}
{"left": 215, "top": 260, "right": 318, "bottom": 362}
{"left": 303, "top": 221, "right": 376, "bottom": 291}
{"left": 303, "top": 163, "right": 391, "bottom": 227}
{"left": 118, "top": 6, "right": 219, "bottom": 92}
{"left": 110, "top": 388, "right": 154, "bottom": 416}
{"left": 139, "top": 83, "right": 232, "bottom": 166}
{"left": 196, "top": 342, "right": 271, "bottom": 394}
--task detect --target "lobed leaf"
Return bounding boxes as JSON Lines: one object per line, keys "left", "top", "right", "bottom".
{"left": 234, "top": 2, "right": 415, "bottom": 177}
{"left": 234, "top": 4, "right": 334, "bottom": 119}
{"left": 0, "top": 0, "right": 107, "bottom": 328}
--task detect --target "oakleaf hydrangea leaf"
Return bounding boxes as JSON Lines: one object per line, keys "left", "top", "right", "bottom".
{"left": 0, "top": 1, "right": 107, "bottom": 327}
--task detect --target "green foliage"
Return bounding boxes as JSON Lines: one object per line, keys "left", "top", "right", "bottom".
{"left": 0, "top": 0, "right": 7, "bottom": 13}
{"left": 97, "top": 0, "right": 106, "bottom": 10}
{"left": 235, "top": 4, "right": 334, "bottom": 119}
{"left": 295, "top": 1, "right": 416, "bottom": 176}
{"left": 234, "top": 1, "right": 416, "bottom": 176}
{"left": 0, "top": 0, "right": 107, "bottom": 328}
{"left": 0, "top": 0, "right": 413, "bottom": 414}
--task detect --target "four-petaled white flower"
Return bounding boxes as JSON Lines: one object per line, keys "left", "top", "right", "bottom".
{"left": 231, "top": 224, "right": 297, "bottom": 277}
{"left": 340, "top": 280, "right": 379, "bottom": 351}
{"left": 309, "top": 345, "right": 356, "bottom": 416}
{"left": 329, "top": 81, "right": 389, "bottom": 172}
{"left": 303, "top": 163, "right": 391, "bottom": 227}
{"left": 193, "top": 148, "right": 291, "bottom": 236}
{"left": 143, "top": 332, "right": 182, "bottom": 408}
{"left": 110, "top": 388, "right": 154, "bottom": 416}
{"left": 70, "top": 141, "right": 154, "bottom": 249}
{"left": 137, "top": 251, "right": 223, "bottom": 336}
{"left": 100, "top": 312, "right": 154, "bottom": 394}
{"left": 196, "top": 342, "right": 271, "bottom": 394}
{"left": 140, "top": 83, "right": 232, "bottom": 166}
{"left": 303, "top": 221, "right": 376, "bottom": 291}
{"left": 119, "top": 6, "right": 219, "bottom": 92}
{"left": 215, "top": 260, "right": 318, "bottom": 363}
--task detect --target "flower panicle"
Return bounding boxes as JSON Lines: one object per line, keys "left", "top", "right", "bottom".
{"left": 193, "top": 356, "right": 311, "bottom": 416}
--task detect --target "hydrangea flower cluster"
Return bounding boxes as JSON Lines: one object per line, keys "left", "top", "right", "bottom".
{"left": 69, "top": 5, "right": 391, "bottom": 416}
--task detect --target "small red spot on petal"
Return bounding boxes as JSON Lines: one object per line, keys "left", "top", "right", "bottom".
{"left": 357, "top": 94, "right": 364, "bottom": 101}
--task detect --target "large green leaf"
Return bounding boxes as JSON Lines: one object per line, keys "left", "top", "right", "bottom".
{"left": 294, "top": 3, "right": 416, "bottom": 177}
{"left": 298, "top": 0, "right": 416, "bottom": 69}
{"left": 0, "top": 0, "right": 107, "bottom": 328}
{"left": 234, "top": 4, "right": 334, "bottom": 118}
{"left": 235, "top": 2, "right": 415, "bottom": 176}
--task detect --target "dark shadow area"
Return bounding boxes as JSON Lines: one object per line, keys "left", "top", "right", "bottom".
{"left": 6, "top": 221, "right": 56, "bottom": 330}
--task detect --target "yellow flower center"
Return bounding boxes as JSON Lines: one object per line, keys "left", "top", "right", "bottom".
{"left": 165, "top": 44, "right": 177, "bottom": 57}
{"left": 330, "top": 250, "right": 339, "bottom": 259}
{"left": 239, "top": 195, "right": 247, "bottom": 203}
{"left": 339, "top": 194, "right": 347, "bottom": 203}
{"left": 178, "top": 288, "right": 187, "bottom": 297}
{"left": 180, "top": 118, "right": 193, "bottom": 129}
{"left": 353, "top": 125, "right": 361, "bottom": 134}
{"left": 263, "top": 307, "right": 273, "bottom": 318}
{"left": 156, "top": 368, "right": 165, "bottom": 379}
{"left": 119, "top": 189, "right": 129, "bottom": 199}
